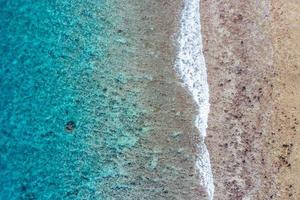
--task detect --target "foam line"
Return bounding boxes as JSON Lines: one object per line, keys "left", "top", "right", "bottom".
{"left": 175, "top": 0, "right": 214, "bottom": 199}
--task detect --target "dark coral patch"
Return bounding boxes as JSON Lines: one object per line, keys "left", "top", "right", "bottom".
{"left": 65, "top": 121, "right": 76, "bottom": 132}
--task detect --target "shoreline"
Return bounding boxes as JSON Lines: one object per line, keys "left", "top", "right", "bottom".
{"left": 201, "top": 0, "right": 299, "bottom": 199}
{"left": 175, "top": 0, "right": 214, "bottom": 198}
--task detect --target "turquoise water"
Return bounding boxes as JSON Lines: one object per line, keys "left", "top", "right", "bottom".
{"left": 0, "top": 1, "right": 144, "bottom": 199}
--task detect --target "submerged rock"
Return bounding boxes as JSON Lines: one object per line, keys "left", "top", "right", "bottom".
{"left": 65, "top": 121, "right": 76, "bottom": 132}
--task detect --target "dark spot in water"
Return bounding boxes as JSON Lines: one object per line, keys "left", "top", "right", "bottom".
{"left": 20, "top": 185, "right": 27, "bottom": 192}
{"left": 41, "top": 131, "right": 55, "bottom": 138}
{"left": 130, "top": 182, "right": 136, "bottom": 185}
{"left": 65, "top": 121, "right": 76, "bottom": 132}
{"left": 66, "top": 189, "right": 79, "bottom": 197}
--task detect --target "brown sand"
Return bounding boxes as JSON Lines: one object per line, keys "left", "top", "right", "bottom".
{"left": 201, "top": 0, "right": 300, "bottom": 199}
{"left": 269, "top": 0, "right": 300, "bottom": 199}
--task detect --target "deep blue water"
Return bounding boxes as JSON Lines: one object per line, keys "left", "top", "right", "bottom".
{"left": 0, "top": 1, "right": 142, "bottom": 199}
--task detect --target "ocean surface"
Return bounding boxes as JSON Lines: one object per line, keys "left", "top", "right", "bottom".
{"left": 0, "top": 0, "right": 213, "bottom": 199}
{"left": 0, "top": 1, "right": 144, "bottom": 199}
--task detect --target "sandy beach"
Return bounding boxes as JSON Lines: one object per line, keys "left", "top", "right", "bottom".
{"left": 201, "top": 0, "right": 300, "bottom": 199}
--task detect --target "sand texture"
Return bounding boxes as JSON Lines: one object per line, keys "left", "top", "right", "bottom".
{"left": 201, "top": 0, "right": 300, "bottom": 199}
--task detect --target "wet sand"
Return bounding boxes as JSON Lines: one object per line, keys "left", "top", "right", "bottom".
{"left": 201, "top": 0, "right": 300, "bottom": 199}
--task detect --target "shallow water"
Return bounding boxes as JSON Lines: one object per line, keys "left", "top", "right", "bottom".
{"left": 0, "top": 1, "right": 144, "bottom": 199}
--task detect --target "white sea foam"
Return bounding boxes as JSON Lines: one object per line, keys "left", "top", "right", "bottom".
{"left": 175, "top": 0, "right": 214, "bottom": 199}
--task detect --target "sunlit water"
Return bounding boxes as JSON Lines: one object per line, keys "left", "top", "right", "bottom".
{"left": 0, "top": 1, "right": 143, "bottom": 199}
